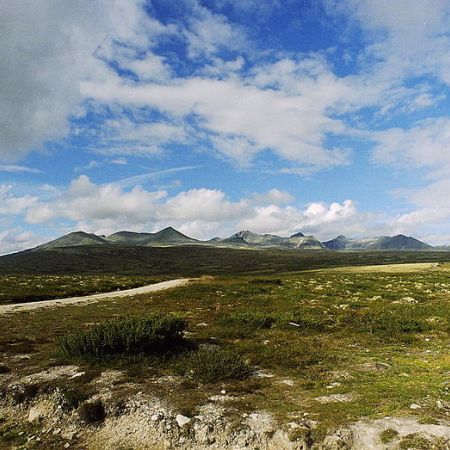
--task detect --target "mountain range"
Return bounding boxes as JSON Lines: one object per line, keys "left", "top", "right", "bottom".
{"left": 33, "top": 227, "right": 435, "bottom": 252}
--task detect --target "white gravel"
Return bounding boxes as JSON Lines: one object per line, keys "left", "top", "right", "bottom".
{"left": 0, "top": 278, "right": 190, "bottom": 315}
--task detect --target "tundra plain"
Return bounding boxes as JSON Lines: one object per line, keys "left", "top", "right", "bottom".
{"left": 0, "top": 252, "right": 449, "bottom": 449}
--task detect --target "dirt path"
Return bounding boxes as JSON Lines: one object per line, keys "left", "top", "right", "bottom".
{"left": 314, "top": 262, "right": 443, "bottom": 274}
{"left": 0, "top": 278, "right": 190, "bottom": 315}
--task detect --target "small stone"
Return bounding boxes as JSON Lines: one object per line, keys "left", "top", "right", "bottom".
{"left": 64, "top": 444, "right": 70, "bottom": 449}
{"left": 176, "top": 414, "right": 191, "bottom": 427}
{"left": 28, "top": 407, "right": 44, "bottom": 424}
{"left": 410, "top": 403, "right": 422, "bottom": 410}
{"left": 53, "top": 428, "right": 62, "bottom": 435}
{"left": 221, "top": 390, "right": 226, "bottom": 394}
{"left": 278, "top": 379, "right": 294, "bottom": 387}
{"left": 69, "top": 372, "right": 85, "bottom": 379}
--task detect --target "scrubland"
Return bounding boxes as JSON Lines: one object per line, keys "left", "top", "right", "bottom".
{"left": 0, "top": 262, "right": 449, "bottom": 448}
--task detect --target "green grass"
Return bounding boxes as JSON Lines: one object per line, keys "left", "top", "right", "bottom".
{"left": 0, "top": 274, "right": 165, "bottom": 305}
{"left": 175, "top": 347, "right": 251, "bottom": 382}
{"left": 0, "top": 262, "right": 449, "bottom": 440}
{"left": 59, "top": 314, "right": 186, "bottom": 359}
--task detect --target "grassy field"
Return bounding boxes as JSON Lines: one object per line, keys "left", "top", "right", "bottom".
{"left": 1, "top": 262, "right": 449, "bottom": 448}
{"left": 0, "top": 274, "right": 166, "bottom": 305}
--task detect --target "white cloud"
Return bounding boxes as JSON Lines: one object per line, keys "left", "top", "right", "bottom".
{"left": 82, "top": 74, "right": 351, "bottom": 169}
{"left": 182, "top": 1, "right": 248, "bottom": 59}
{"left": 0, "top": 229, "right": 41, "bottom": 255}
{"left": 0, "top": 185, "right": 37, "bottom": 215}
{"left": 326, "top": 0, "right": 450, "bottom": 85}
{"left": 0, "top": 164, "right": 42, "bottom": 174}
{"left": 0, "top": 0, "right": 174, "bottom": 162}
{"left": 251, "top": 189, "right": 294, "bottom": 205}
{"left": 372, "top": 117, "right": 450, "bottom": 169}
{"left": 12, "top": 175, "right": 373, "bottom": 242}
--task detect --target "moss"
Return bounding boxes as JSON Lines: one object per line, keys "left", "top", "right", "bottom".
{"left": 380, "top": 428, "right": 399, "bottom": 444}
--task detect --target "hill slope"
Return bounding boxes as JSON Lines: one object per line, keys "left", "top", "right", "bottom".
{"left": 105, "top": 227, "right": 198, "bottom": 246}
{"left": 323, "top": 234, "right": 432, "bottom": 250}
{"left": 222, "top": 230, "right": 324, "bottom": 249}
{"left": 37, "top": 232, "right": 110, "bottom": 249}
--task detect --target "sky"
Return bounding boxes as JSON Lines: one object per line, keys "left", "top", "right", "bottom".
{"left": 2, "top": 0, "right": 450, "bottom": 254}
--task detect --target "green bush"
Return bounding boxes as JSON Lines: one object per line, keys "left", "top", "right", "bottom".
{"left": 249, "top": 278, "right": 283, "bottom": 285}
{"left": 59, "top": 314, "right": 186, "bottom": 359}
{"left": 218, "top": 312, "right": 275, "bottom": 329}
{"left": 78, "top": 399, "right": 105, "bottom": 424}
{"left": 175, "top": 347, "right": 251, "bottom": 382}
{"left": 60, "top": 387, "right": 89, "bottom": 411}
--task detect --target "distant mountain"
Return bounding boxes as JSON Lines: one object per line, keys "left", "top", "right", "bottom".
{"left": 33, "top": 228, "right": 434, "bottom": 254}
{"left": 221, "top": 230, "right": 324, "bottom": 249}
{"left": 106, "top": 227, "right": 198, "bottom": 246}
{"left": 106, "top": 231, "right": 155, "bottom": 246}
{"left": 146, "top": 227, "right": 199, "bottom": 245}
{"left": 323, "top": 234, "right": 432, "bottom": 250}
{"left": 37, "top": 231, "right": 109, "bottom": 249}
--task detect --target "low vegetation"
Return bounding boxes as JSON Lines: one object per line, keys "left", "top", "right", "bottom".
{"left": 0, "top": 274, "right": 165, "bottom": 305}
{"left": 0, "top": 261, "right": 449, "bottom": 447}
{"left": 59, "top": 314, "right": 186, "bottom": 359}
{"left": 175, "top": 347, "right": 251, "bottom": 382}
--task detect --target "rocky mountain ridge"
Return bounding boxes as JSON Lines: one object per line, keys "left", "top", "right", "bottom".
{"left": 35, "top": 227, "right": 434, "bottom": 251}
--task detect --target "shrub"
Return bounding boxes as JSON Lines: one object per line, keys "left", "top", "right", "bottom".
{"left": 0, "top": 365, "right": 10, "bottom": 374}
{"left": 78, "top": 399, "right": 106, "bottom": 424}
{"left": 380, "top": 428, "right": 399, "bottom": 444}
{"left": 249, "top": 278, "right": 283, "bottom": 285}
{"left": 60, "top": 387, "right": 88, "bottom": 411}
{"left": 10, "top": 383, "right": 39, "bottom": 404}
{"left": 175, "top": 347, "right": 251, "bottom": 382}
{"left": 59, "top": 314, "right": 186, "bottom": 359}
{"left": 218, "top": 312, "right": 275, "bottom": 329}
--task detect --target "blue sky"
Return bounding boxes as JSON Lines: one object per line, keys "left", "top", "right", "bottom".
{"left": 2, "top": 0, "right": 450, "bottom": 253}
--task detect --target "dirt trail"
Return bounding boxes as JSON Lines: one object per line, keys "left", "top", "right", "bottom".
{"left": 0, "top": 278, "right": 190, "bottom": 315}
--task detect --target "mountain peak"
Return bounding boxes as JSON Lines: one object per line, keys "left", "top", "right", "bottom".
{"left": 290, "top": 231, "right": 304, "bottom": 238}
{"left": 37, "top": 231, "right": 109, "bottom": 249}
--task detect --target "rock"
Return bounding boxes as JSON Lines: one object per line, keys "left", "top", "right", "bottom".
{"left": 61, "top": 431, "right": 76, "bottom": 440}
{"left": 410, "top": 403, "right": 422, "bottom": 409}
{"left": 28, "top": 406, "right": 45, "bottom": 423}
{"left": 277, "top": 379, "right": 294, "bottom": 387}
{"left": 315, "top": 394, "right": 354, "bottom": 404}
{"left": 175, "top": 414, "right": 191, "bottom": 427}
{"left": 254, "top": 369, "right": 275, "bottom": 378}
{"left": 321, "top": 429, "right": 353, "bottom": 449}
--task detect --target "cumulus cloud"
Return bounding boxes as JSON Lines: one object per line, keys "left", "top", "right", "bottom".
{"left": 7, "top": 175, "right": 376, "bottom": 243}
{"left": 0, "top": 229, "right": 41, "bottom": 255}
{"left": 0, "top": 185, "right": 38, "bottom": 215}
{"left": 0, "top": 0, "right": 174, "bottom": 161}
